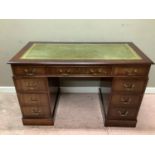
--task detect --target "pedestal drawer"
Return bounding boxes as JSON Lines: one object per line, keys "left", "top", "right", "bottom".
{"left": 108, "top": 108, "right": 138, "bottom": 120}
{"left": 18, "top": 93, "right": 49, "bottom": 106}
{"left": 22, "top": 106, "right": 51, "bottom": 118}
{"left": 113, "top": 66, "right": 149, "bottom": 76}
{"left": 111, "top": 94, "right": 142, "bottom": 107}
{"left": 13, "top": 65, "right": 45, "bottom": 76}
{"left": 113, "top": 78, "right": 147, "bottom": 93}
{"left": 14, "top": 78, "right": 48, "bottom": 92}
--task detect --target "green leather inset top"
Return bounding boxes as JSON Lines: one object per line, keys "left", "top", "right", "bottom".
{"left": 21, "top": 43, "right": 142, "bottom": 60}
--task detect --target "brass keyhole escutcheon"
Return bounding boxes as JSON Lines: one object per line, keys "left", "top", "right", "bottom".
{"left": 59, "top": 69, "right": 63, "bottom": 73}
{"left": 31, "top": 108, "right": 41, "bottom": 115}
{"left": 98, "top": 68, "right": 102, "bottom": 73}
{"left": 90, "top": 69, "right": 94, "bottom": 73}
{"left": 120, "top": 97, "right": 132, "bottom": 104}
{"left": 123, "top": 83, "right": 135, "bottom": 90}
{"left": 24, "top": 68, "right": 36, "bottom": 76}
{"left": 118, "top": 110, "right": 128, "bottom": 117}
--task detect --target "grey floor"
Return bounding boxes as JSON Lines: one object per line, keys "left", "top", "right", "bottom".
{"left": 0, "top": 93, "right": 155, "bottom": 134}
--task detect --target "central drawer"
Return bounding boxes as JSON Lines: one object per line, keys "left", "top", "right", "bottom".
{"left": 47, "top": 66, "right": 112, "bottom": 76}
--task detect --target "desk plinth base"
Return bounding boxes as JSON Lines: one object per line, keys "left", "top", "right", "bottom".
{"left": 22, "top": 118, "right": 54, "bottom": 125}
{"left": 104, "top": 119, "right": 137, "bottom": 127}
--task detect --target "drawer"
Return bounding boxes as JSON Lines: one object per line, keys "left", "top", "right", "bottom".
{"left": 18, "top": 93, "right": 49, "bottom": 106}
{"left": 22, "top": 106, "right": 51, "bottom": 118}
{"left": 108, "top": 108, "right": 137, "bottom": 120}
{"left": 112, "top": 78, "right": 147, "bottom": 93}
{"left": 13, "top": 65, "right": 45, "bottom": 76}
{"left": 47, "top": 66, "right": 112, "bottom": 76}
{"left": 111, "top": 94, "right": 142, "bottom": 107}
{"left": 113, "top": 66, "right": 149, "bottom": 76}
{"left": 14, "top": 78, "right": 48, "bottom": 92}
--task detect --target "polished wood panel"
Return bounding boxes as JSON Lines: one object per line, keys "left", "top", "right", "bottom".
{"left": 22, "top": 106, "right": 51, "bottom": 118}
{"left": 112, "top": 78, "right": 147, "bottom": 93}
{"left": 13, "top": 65, "right": 45, "bottom": 76}
{"left": 108, "top": 108, "right": 138, "bottom": 120}
{"left": 14, "top": 77, "right": 48, "bottom": 92}
{"left": 18, "top": 93, "right": 49, "bottom": 106}
{"left": 113, "top": 65, "right": 149, "bottom": 76}
{"left": 110, "top": 94, "right": 142, "bottom": 107}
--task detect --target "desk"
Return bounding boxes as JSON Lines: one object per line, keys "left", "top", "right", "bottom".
{"left": 8, "top": 42, "right": 154, "bottom": 127}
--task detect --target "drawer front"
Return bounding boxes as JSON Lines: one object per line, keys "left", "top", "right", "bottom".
{"left": 108, "top": 108, "right": 137, "bottom": 120}
{"left": 14, "top": 78, "right": 48, "bottom": 92}
{"left": 13, "top": 65, "right": 45, "bottom": 76}
{"left": 47, "top": 66, "right": 112, "bottom": 76}
{"left": 113, "top": 66, "right": 149, "bottom": 76}
{"left": 18, "top": 93, "right": 49, "bottom": 106}
{"left": 113, "top": 78, "right": 147, "bottom": 93}
{"left": 111, "top": 94, "right": 142, "bottom": 107}
{"left": 22, "top": 106, "right": 51, "bottom": 118}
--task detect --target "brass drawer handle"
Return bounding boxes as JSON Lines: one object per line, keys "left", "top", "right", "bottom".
{"left": 120, "top": 97, "right": 132, "bottom": 104}
{"left": 98, "top": 68, "right": 102, "bottom": 73}
{"left": 24, "top": 68, "right": 36, "bottom": 76}
{"left": 66, "top": 69, "right": 71, "bottom": 73}
{"left": 118, "top": 110, "right": 128, "bottom": 117}
{"left": 31, "top": 108, "right": 41, "bottom": 115}
{"left": 89, "top": 69, "right": 95, "bottom": 73}
{"left": 125, "top": 69, "right": 138, "bottom": 75}
{"left": 58, "top": 69, "right": 63, "bottom": 73}
{"left": 26, "top": 82, "right": 38, "bottom": 90}
{"left": 97, "top": 69, "right": 108, "bottom": 74}
{"left": 133, "top": 69, "right": 138, "bottom": 73}
{"left": 57, "top": 68, "right": 69, "bottom": 76}
{"left": 24, "top": 69, "right": 28, "bottom": 73}
{"left": 58, "top": 69, "right": 71, "bottom": 74}
{"left": 123, "top": 83, "right": 135, "bottom": 90}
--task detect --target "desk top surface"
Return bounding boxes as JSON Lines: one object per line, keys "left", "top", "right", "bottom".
{"left": 8, "top": 42, "right": 153, "bottom": 65}
{"left": 21, "top": 43, "right": 141, "bottom": 60}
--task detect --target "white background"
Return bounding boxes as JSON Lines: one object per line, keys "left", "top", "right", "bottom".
{"left": 0, "top": 0, "right": 155, "bottom": 155}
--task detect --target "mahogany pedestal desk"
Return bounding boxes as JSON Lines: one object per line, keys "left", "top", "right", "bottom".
{"left": 8, "top": 42, "right": 154, "bottom": 127}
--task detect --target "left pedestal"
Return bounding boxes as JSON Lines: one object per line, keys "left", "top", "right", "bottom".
{"left": 13, "top": 76, "right": 59, "bottom": 125}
